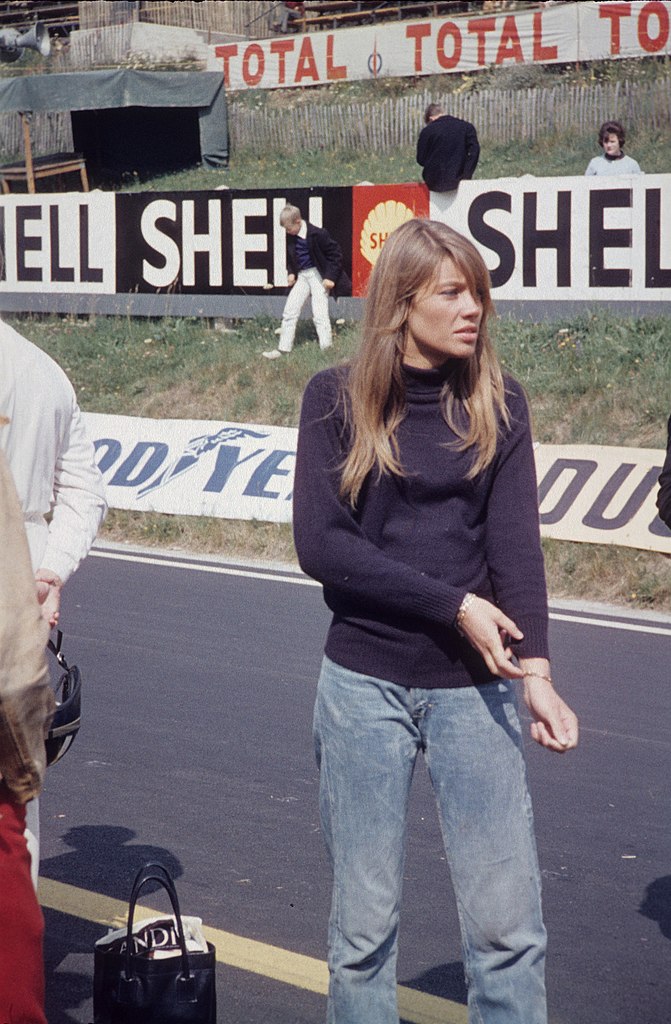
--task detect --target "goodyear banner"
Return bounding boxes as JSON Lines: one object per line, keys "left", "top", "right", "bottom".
{"left": 0, "top": 176, "right": 668, "bottom": 311}
{"left": 86, "top": 413, "right": 671, "bottom": 555}
{"left": 88, "top": 413, "right": 296, "bottom": 522}
{"left": 535, "top": 444, "right": 670, "bottom": 553}
{"left": 208, "top": 2, "right": 671, "bottom": 92}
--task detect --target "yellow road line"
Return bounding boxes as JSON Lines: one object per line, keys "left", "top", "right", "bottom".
{"left": 39, "top": 878, "right": 468, "bottom": 1024}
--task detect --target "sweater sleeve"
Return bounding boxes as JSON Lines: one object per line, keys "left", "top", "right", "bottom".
{"left": 483, "top": 381, "right": 550, "bottom": 660}
{"left": 40, "top": 392, "right": 108, "bottom": 583}
{"left": 312, "top": 227, "right": 343, "bottom": 283}
{"left": 286, "top": 236, "right": 298, "bottom": 278}
{"left": 462, "top": 122, "right": 480, "bottom": 179}
{"left": 416, "top": 125, "right": 428, "bottom": 166}
{"left": 657, "top": 415, "right": 671, "bottom": 529}
{"left": 293, "top": 371, "right": 466, "bottom": 627}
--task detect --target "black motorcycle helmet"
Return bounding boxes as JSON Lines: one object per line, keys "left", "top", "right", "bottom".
{"left": 45, "top": 631, "right": 81, "bottom": 767}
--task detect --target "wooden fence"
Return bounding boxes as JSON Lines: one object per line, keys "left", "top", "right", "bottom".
{"left": 78, "top": 0, "right": 277, "bottom": 39}
{"left": 0, "top": 111, "right": 73, "bottom": 162}
{"left": 229, "top": 79, "right": 671, "bottom": 154}
{"left": 0, "top": 77, "right": 666, "bottom": 162}
{"left": 67, "top": 23, "right": 134, "bottom": 67}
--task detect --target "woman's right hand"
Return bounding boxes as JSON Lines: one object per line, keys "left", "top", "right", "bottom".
{"left": 457, "top": 595, "right": 524, "bottom": 680}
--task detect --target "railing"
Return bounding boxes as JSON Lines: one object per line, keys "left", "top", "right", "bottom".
{"left": 290, "top": 1, "right": 466, "bottom": 33}
{"left": 0, "top": 1, "right": 79, "bottom": 33}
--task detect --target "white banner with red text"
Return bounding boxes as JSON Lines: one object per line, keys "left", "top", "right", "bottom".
{"left": 208, "top": 1, "right": 671, "bottom": 92}
{"left": 86, "top": 413, "right": 671, "bottom": 554}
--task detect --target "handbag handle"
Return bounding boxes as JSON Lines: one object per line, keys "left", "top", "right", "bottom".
{"left": 121, "top": 862, "right": 196, "bottom": 1002}
{"left": 47, "top": 628, "right": 68, "bottom": 668}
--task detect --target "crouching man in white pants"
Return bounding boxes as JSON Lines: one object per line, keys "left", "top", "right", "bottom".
{"left": 263, "top": 204, "right": 351, "bottom": 359}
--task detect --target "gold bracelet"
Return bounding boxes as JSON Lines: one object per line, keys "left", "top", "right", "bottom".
{"left": 523, "top": 672, "right": 553, "bottom": 685}
{"left": 455, "top": 592, "right": 476, "bottom": 636}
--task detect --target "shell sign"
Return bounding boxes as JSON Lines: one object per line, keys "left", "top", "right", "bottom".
{"left": 351, "top": 183, "right": 429, "bottom": 295}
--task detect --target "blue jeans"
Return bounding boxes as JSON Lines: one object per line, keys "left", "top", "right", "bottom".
{"left": 314, "top": 656, "right": 547, "bottom": 1024}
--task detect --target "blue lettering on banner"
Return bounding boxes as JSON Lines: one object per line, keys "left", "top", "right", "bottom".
{"left": 138, "top": 426, "right": 269, "bottom": 498}
{"left": 203, "top": 445, "right": 266, "bottom": 493}
{"left": 95, "top": 426, "right": 298, "bottom": 505}
{"left": 109, "top": 442, "right": 169, "bottom": 488}
{"left": 537, "top": 458, "right": 598, "bottom": 525}
{"left": 94, "top": 438, "right": 123, "bottom": 474}
{"left": 243, "top": 450, "right": 295, "bottom": 499}
{"left": 582, "top": 464, "right": 661, "bottom": 531}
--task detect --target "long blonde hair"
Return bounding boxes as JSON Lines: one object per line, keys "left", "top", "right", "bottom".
{"left": 340, "top": 219, "right": 510, "bottom": 507}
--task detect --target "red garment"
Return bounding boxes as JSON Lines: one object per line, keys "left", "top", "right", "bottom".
{"left": 0, "top": 791, "right": 46, "bottom": 1024}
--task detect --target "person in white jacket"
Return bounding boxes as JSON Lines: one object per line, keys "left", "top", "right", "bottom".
{"left": 0, "top": 320, "right": 107, "bottom": 885}
{"left": 0, "top": 321, "right": 107, "bottom": 622}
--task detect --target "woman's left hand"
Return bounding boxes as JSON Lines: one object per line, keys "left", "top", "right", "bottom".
{"left": 522, "top": 670, "right": 579, "bottom": 753}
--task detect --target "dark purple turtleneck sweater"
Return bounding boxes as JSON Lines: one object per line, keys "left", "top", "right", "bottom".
{"left": 293, "top": 363, "right": 549, "bottom": 689}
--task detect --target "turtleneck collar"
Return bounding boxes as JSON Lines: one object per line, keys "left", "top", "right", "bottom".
{"left": 401, "top": 361, "right": 454, "bottom": 400}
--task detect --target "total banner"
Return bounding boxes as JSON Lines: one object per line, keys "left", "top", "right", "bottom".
{"left": 1, "top": 176, "right": 668, "bottom": 309}
{"left": 209, "top": 2, "right": 671, "bottom": 92}
{"left": 86, "top": 413, "right": 671, "bottom": 555}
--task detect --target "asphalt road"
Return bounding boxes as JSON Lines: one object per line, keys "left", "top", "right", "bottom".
{"left": 39, "top": 546, "right": 671, "bottom": 1024}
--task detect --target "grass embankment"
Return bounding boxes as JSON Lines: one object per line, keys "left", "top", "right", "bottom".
{"left": 126, "top": 124, "right": 670, "bottom": 193}
{"left": 15, "top": 311, "right": 671, "bottom": 614}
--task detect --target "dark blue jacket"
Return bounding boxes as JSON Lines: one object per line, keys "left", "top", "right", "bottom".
{"left": 286, "top": 223, "right": 352, "bottom": 298}
{"left": 416, "top": 115, "right": 480, "bottom": 192}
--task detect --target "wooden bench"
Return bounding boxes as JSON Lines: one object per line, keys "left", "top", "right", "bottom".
{"left": 0, "top": 151, "right": 89, "bottom": 193}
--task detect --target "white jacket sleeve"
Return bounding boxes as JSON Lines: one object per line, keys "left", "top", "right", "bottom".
{"left": 39, "top": 393, "right": 108, "bottom": 584}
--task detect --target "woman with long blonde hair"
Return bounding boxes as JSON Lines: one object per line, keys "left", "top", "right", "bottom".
{"left": 293, "top": 219, "right": 578, "bottom": 1024}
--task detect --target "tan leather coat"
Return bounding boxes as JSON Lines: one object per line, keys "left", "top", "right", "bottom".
{"left": 0, "top": 448, "right": 54, "bottom": 803}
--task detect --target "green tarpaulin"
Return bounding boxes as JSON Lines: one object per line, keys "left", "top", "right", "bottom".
{"left": 0, "top": 69, "right": 228, "bottom": 167}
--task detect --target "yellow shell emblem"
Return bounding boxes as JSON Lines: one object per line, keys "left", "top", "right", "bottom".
{"left": 360, "top": 201, "right": 415, "bottom": 267}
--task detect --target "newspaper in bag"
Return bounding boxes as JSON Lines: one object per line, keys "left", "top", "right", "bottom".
{"left": 95, "top": 914, "right": 208, "bottom": 960}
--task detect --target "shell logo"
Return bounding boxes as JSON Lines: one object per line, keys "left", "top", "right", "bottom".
{"left": 359, "top": 200, "right": 415, "bottom": 268}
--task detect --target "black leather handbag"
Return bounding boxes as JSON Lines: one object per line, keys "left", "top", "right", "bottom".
{"left": 93, "top": 862, "right": 217, "bottom": 1023}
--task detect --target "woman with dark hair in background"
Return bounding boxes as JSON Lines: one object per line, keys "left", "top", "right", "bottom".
{"left": 585, "top": 120, "right": 642, "bottom": 175}
{"left": 293, "top": 219, "right": 579, "bottom": 1024}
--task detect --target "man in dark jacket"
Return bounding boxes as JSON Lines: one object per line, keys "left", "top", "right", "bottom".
{"left": 263, "top": 204, "right": 351, "bottom": 359}
{"left": 416, "top": 103, "right": 480, "bottom": 192}
{"left": 657, "top": 414, "right": 671, "bottom": 529}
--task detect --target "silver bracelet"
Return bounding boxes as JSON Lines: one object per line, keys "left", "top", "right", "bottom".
{"left": 455, "top": 592, "right": 477, "bottom": 636}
